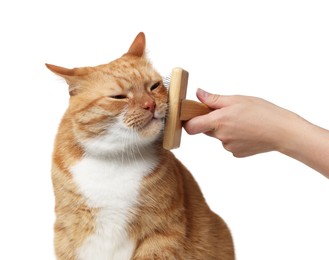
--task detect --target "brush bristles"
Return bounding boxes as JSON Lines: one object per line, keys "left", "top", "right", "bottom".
{"left": 162, "top": 74, "right": 171, "bottom": 89}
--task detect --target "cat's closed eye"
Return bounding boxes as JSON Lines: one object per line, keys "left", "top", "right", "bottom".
{"left": 150, "top": 82, "right": 161, "bottom": 91}
{"left": 109, "top": 95, "right": 128, "bottom": 100}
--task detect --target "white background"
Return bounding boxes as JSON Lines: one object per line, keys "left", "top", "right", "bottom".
{"left": 1, "top": 0, "right": 329, "bottom": 259}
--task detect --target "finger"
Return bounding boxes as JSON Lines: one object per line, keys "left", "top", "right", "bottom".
{"left": 183, "top": 112, "right": 217, "bottom": 135}
{"left": 196, "top": 88, "right": 231, "bottom": 109}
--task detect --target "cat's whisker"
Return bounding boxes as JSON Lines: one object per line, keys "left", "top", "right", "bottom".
{"left": 162, "top": 74, "right": 171, "bottom": 89}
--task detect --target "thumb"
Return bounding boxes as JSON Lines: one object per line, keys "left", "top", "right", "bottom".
{"left": 196, "top": 88, "right": 227, "bottom": 109}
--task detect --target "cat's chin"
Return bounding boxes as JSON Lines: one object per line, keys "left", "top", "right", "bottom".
{"left": 137, "top": 117, "right": 164, "bottom": 139}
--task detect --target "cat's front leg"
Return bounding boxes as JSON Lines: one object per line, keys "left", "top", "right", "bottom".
{"left": 132, "top": 234, "right": 185, "bottom": 260}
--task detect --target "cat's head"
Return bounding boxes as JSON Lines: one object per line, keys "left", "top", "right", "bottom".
{"left": 47, "top": 32, "right": 168, "bottom": 156}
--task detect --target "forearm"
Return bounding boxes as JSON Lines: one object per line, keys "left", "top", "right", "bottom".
{"left": 278, "top": 115, "right": 329, "bottom": 178}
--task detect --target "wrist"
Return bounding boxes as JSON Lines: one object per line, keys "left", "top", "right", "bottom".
{"left": 271, "top": 110, "right": 305, "bottom": 155}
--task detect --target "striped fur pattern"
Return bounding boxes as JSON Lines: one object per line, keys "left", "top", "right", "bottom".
{"left": 47, "top": 32, "right": 235, "bottom": 260}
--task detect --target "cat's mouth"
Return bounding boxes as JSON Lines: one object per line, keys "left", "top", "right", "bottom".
{"left": 143, "top": 109, "right": 165, "bottom": 125}
{"left": 144, "top": 115, "right": 163, "bottom": 128}
{"left": 136, "top": 113, "right": 165, "bottom": 138}
{"left": 124, "top": 108, "right": 166, "bottom": 139}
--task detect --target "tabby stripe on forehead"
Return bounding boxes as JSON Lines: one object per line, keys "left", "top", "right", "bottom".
{"left": 140, "top": 71, "right": 152, "bottom": 83}
{"left": 124, "top": 60, "right": 148, "bottom": 81}
{"left": 115, "top": 78, "right": 125, "bottom": 90}
{"left": 112, "top": 75, "right": 131, "bottom": 87}
{"left": 131, "top": 68, "right": 142, "bottom": 79}
{"left": 138, "top": 69, "right": 153, "bottom": 83}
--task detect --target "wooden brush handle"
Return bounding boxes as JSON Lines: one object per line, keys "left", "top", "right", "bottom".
{"left": 180, "top": 99, "right": 212, "bottom": 121}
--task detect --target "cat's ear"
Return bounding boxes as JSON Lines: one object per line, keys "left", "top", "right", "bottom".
{"left": 126, "top": 32, "right": 146, "bottom": 57}
{"left": 45, "top": 63, "right": 87, "bottom": 96}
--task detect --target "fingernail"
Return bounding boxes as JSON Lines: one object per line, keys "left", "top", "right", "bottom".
{"left": 197, "top": 88, "right": 209, "bottom": 99}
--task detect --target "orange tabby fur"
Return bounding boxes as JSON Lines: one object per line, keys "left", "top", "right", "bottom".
{"left": 48, "top": 32, "right": 234, "bottom": 260}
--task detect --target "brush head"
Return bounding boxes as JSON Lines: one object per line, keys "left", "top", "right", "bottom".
{"left": 163, "top": 68, "right": 189, "bottom": 150}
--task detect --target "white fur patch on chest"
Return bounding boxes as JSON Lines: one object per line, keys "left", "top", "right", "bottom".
{"left": 71, "top": 155, "right": 157, "bottom": 260}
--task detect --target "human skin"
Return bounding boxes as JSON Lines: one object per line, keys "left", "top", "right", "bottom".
{"left": 184, "top": 89, "right": 329, "bottom": 179}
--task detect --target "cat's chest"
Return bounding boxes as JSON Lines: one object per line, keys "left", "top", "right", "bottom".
{"left": 71, "top": 156, "right": 153, "bottom": 208}
{"left": 70, "top": 156, "right": 156, "bottom": 260}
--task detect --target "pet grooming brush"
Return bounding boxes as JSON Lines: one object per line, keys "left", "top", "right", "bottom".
{"left": 163, "top": 68, "right": 211, "bottom": 150}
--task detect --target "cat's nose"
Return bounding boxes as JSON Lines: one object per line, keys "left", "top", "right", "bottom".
{"left": 142, "top": 99, "right": 156, "bottom": 113}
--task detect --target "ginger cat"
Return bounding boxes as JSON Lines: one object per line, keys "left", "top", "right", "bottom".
{"left": 47, "top": 32, "right": 234, "bottom": 260}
